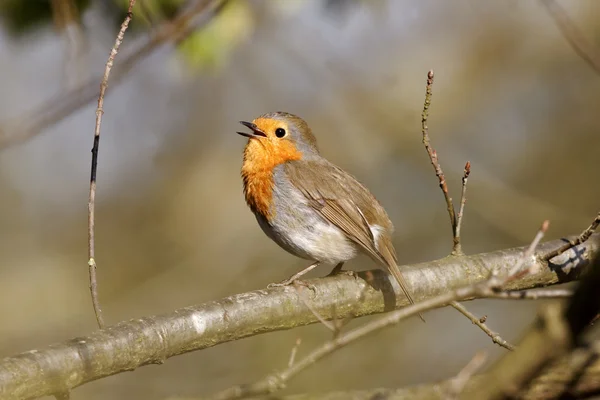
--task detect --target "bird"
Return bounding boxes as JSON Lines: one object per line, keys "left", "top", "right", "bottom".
{"left": 237, "top": 111, "right": 418, "bottom": 311}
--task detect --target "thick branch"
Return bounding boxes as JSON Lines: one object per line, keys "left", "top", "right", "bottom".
{"left": 0, "top": 235, "right": 598, "bottom": 399}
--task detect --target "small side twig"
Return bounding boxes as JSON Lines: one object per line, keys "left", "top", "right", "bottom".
{"left": 502, "top": 220, "right": 549, "bottom": 280}
{"left": 87, "top": 0, "right": 136, "bottom": 329}
{"left": 421, "top": 70, "right": 471, "bottom": 256}
{"left": 298, "top": 280, "right": 371, "bottom": 337}
{"left": 298, "top": 289, "right": 338, "bottom": 334}
{"left": 454, "top": 161, "right": 471, "bottom": 253}
{"left": 543, "top": 212, "right": 600, "bottom": 261}
{"left": 445, "top": 351, "right": 488, "bottom": 399}
{"left": 451, "top": 301, "right": 515, "bottom": 351}
{"left": 488, "top": 288, "right": 573, "bottom": 300}
{"left": 287, "top": 338, "right": 301, "bottom": 368}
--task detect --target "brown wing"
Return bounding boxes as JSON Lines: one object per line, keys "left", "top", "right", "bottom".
{"left": 285, "top": 160, "right": 419, "bottom": 311}
{"left": 283, "top": 160, "right": 393, "bottom": 267}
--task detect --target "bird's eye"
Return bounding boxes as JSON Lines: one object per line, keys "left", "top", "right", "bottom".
{"left": 275, "top": 128, "right": 286, "bottom": 138}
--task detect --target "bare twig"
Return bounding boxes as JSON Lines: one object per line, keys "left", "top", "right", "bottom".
{"left": 421, "top": 70, "right": 471, "bottom": 256}
{"left": 451, "top": 301, "right": 515, "bottom": 351}
{"left": 0, "top": 0, "right": 228, "bottom": 149}
{"left": 488, "top": 288, "right": 572, "bottom": 300}
{"left": 206, "top": 223, "right": 551, "bottom": 400}
{"left": 454, "top": 161, "right": 471, "bottom": 250}
{"left": 506, "top": 220, "right": 549, "bottom": 279}
{"left": 1, "top": 234, "right": 598, "bottom": 400}
{"left": 87, "top": 0, "right": 136, "bottom": 329}
{"left": 299, "top": 276, "right": 373, "bottom": 337}
{"left": 543, "top": 212, "right": 600, "bottom": 261}
{"left": 298, "top": 289, "right": 338, "bottom": 334}
{"left": 446, "top": 351, "right": 488, "bottom": 399}
{"left": 421, "top": 71, "right": 455, "bottom": 235}
{"left": 541, "top": 0, "right": 600, "bottom": 75}
{"left": 288, "top": 338, "right": 302, "bottom": 368}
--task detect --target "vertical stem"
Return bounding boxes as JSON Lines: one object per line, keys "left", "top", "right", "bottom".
{"left": 87, "top": 0, "right": 136, "bottom": 329}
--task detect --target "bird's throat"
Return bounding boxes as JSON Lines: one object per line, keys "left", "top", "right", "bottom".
{"left": 242, "top": 167, "right": 275, "bottom": 220}
{"left": 241, "top": 139, "right": 302, "bottom": 220}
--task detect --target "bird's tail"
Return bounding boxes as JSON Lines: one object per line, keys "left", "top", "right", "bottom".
{"left": 388, "top": 263, "right": 425, "bottom": 323}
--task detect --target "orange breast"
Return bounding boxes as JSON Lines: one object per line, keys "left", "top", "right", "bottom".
{"left": 241, "top": 138, "right": 302, "bottom": 220}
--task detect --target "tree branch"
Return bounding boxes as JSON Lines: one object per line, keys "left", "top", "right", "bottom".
{"left": 0, "top": 235, "right": 598, "bottom": 400}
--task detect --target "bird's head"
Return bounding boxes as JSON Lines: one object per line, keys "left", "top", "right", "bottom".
{"left": 237, "top": 112, "right": 319, "bottom": 168}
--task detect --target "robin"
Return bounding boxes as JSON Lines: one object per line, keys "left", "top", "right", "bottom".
{"left": 237, "top": 111, "right": 418, "bottom": 310}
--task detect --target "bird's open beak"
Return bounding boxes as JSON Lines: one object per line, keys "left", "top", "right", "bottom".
{"left": 237, "top": 121, "right": 267, "bottom": 138}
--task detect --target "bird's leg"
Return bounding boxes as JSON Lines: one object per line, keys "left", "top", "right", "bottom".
{"left": 327, "top": 262, "right": 358, "bottom": 278}
{"left": 268, "top": 261, "right": 320, "bottom": 289}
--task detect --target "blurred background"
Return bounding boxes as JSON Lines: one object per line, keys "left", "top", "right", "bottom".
{"left": 0, "top": 0, "right": 598, "bottom": 398}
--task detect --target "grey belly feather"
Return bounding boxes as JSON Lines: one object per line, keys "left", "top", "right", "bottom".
{"left": 256, "top": 165, "right": 358, "bottom": 265}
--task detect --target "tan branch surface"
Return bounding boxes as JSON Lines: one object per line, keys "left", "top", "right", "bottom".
{"left": 0, "top": 235, "right": 598, "bottom": 399}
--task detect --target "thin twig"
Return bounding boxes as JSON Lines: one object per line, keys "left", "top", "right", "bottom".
{"left": 298, "top": 279, "right": 371, "bottom": 337}
{"left": 541, "top": 0, "right": 600, "bottom": 75}
{"left": 488, "top": 288, "right": 573, "bottom": 300}
{"left": 87, "top": 0, "right": 136, "bottom": 329}
{"left": 206, "top": 222, "right": 550, "bottom": 400}
{"left": 421, "top": 71, "right": 456, "bottom": 234}
{"left": 505, "top": 220, "right": 549, "bottom": 279}
{"left": 451, "top": 301, "right": 515, "bottom": 351}
{"left": 543, "top": 212, "right": 600, "bottom": 261}
{"left": 298, "top": 289, "right": 338, "bottom": 334}
{"left": 454, "top": 161, "right": 471, "bottom": 254}
{"left": 445, "top": 351, "right": 488, "bottom": 399}
{"left": 287, "top": 338, "right": 302, "bottom": 368}
{"left": 421, "top": 70, "right": 470, "bottom": 256}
